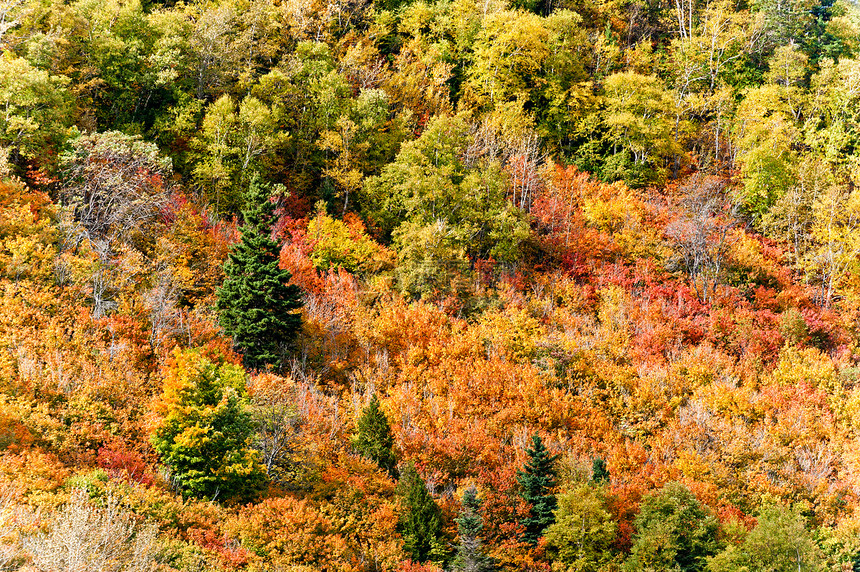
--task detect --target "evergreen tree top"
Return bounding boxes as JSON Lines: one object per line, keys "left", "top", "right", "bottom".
{"left": 592, "top": 457, "right": 610, "bottom": 483}
{"left": 398, "top": 462, "right": 445, "bottom": 564}
{"left": 516, "top": 434, "right": 560, "bottom": 545}
{"left": 517, "top": 435, "right": 559, "bottom": 495}
{"left": 354, "top": 394, "right": 397, "bottom": 476}
{"left": 240, "top": 174, "right": 283, "bottom": 237}
{"left": 456, "top": 486, "right": 484, "bottom": 538}
{"left": 217, "top": 176, "right": 302, "bottom": 371}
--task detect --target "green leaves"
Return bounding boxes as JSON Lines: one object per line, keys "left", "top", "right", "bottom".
{"left": 216, "top": 176, "right": 303, "bottom": 370}
{"left": 707, "top": 500, "right": 824, "bottom": 572}
{"left": 363, "top": 113, "right": 530, "bottom": 275}
{"left": 353, "top": 394, "right": 397, "bottom": 477}
{"left": 398, "top": 463, "right": 446, "bottom": 565}
{"left": 624, "top": 482, "right": 721, "bottom": 572}
{"left": 516, "top": 434, "right": 559, "bottom": 545}
{"left": 602, "top": 72, "right": 681, "bottom": 186}
{"left": 453, "top": 486, "right": 494, "bottom": 572}
{"left": 0, "top": 51, "right": 71, "bottom": 164}
{"left": 152, "top": 348, "right": 265, "bottom": 503}
{"left": 545, "top": 484, "right": 617, "bottom": 572}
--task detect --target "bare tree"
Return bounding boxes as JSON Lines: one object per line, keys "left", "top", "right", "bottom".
{"left": 23, "top": 488, "right": 157, "bottom": 572}
{"left": 61, "top": 131, "right": 170, "bottom": 242}
{"left": 59, "top": 132, "right": 171, "bottom": 317}
{"left": 0, "top": 483, "right": 34, "bottom": 571}
{"left": 666, "top": 175, "right": 735, "bottom": 301}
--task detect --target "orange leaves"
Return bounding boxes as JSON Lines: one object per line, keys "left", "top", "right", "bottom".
{"left": 227, "top": 494, "right": 380, "bottom": 572}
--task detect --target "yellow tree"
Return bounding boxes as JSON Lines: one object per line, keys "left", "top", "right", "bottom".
{"left": 602, "top": 72, "right": 680, "bottom": 186}
{"left": 806, "top": 181, "right": 860, "bottom": 307}
{"left": 466, "top": 10, "right": 550, "bottom": 110}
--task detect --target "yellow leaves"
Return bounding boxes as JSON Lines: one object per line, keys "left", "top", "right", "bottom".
{"left": 725, "top": 227, "right": 781, "bottom": 287}
{"left": 466, "top": 10, "right": 551, "bottom": 108}
{"left": 840, "top": 388, "right": 860, "bottom": 437}
{"left": 226, "top": 496, "right": 358, "bottom": 571}
{"left": 0, "top": 181, "right": 57, "bottom": 283}
{"left": 386, "top": 37, "right": 453, "bottom": 119}
{"left": 306, "top": 206, "right": 394, "bottom": 274}
{"left": 675, "top": 450, "right": 715, "bottom": 483}
{"left": 595, "top": 285, "right": 631, "bottom": 361}
{"left": 580, "top": 183, "right": 637, "bottom": 234}
{"left": 695, "top": 377, "right": 759, "bottom": 421}
{"left": 174, "top": 424, "right": 211, "bottom": 449}
{"left": 602, "top": 72, "right": 681, "bottom": 177}
{"left": 0, "top": 449, "right": 69, "bottom": 503}
{"left": 478, "top": 308, "right": 543, "bottom": 362}
{"left": 769, "top": 344, "right": 838, "bottom": 392}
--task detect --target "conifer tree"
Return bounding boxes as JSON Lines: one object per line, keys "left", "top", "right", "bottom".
{"left": 216, "top": 176, "right": 302, "bottom": 370}
{"left": 516, "top": 434, "right": 560, "bottom": 545}
{"left": 591, "top": 457, "right": 610, "bottom": 483}
{"left": 453, "top": 486, "right": 494, "bottom": 572}
{"left": 353, "top": 394, "right": 397, "bottom": 477}
{"left": 398, "top": 463, "right": 446, "bottom": 564}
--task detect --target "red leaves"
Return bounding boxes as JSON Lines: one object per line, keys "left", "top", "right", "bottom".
{"left": 96, "top": 441, "right": 154, "bottom": 486}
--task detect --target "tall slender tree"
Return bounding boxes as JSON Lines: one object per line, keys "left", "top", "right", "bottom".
{"left": 516, "top": 434, "right": 559, "bottom": 545}
{"left": 398, "top": 463, "right": 446, "bottom": 565}
{"left": 216, "top": 176, "right": 303, "bottom": 370}
{"left": 453, "top": 486, "right": 494, "bottom": 572}
{"left": 353, "top": 394, "right": 397, "bottom": 477}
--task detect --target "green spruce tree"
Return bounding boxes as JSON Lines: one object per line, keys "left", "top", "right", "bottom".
{"left": 516, "top": 434, "right": 560, "bottom": 545}
{"left": 216, "top": 176, "right": 303, "bottom": 370}
{"left": 453, "top": 486, "right": 494, "bottom": 572}
{"left": 591, "top": 457, "right": 610, "bottom": 483}
{"left": 353, "top": 394, "right": 397, "bottom": 477}
{"left": 398, "top": 463, "right": 447, "bottom": 565}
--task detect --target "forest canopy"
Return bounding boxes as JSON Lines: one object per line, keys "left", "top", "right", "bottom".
{"left": 1, "top": 0, "right": 860, "bottom": 569}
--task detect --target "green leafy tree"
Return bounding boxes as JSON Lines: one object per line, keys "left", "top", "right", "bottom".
{"left": 0, "top": 51, "right": 71, "bottom": 167}
{"left": 734, "top": 84, "right": 800, "bottom": 220}
{"left": 398, "top": 463, "right": 447, "bottom": 565}
{"left": 191, "top": 94, "right": 286, "bottom": 214}
{"left": 352, "top": 394, "right": 397, "bottom": 477}
{"left": 517, "top": 434, "right": 560, "bottom": 545}
{"left": 466, "top": 11, "right": 550, "bottom": 109}
{"left": 706, "top": 500, "right": 825, "bottom": 572}
{"left": 545, "top": 484, "right": 617, "bottom": 572}
{"left": 453, "top": 486, "right": 494, "bottom": 572}
{"left": 362, "top": 113, "right": 530, "bottom": 264}
{"left": 216, "top": 176, "right": 303, "bottom": 370}
{"left": 624, "top": 482, "right": 721, "bottom": 572}
{"left": 602, "top": 72, "right": 681, "bottom": 186}
{"left": 152, "top": 348, "right": 265, "bottom": 503}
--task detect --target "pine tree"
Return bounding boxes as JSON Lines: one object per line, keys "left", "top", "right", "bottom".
{"left": 516, "top": 434, "right": 560, "bottom": 545}
{"left": 353, "top": 394, "right": 397, "bottom": 477}
{"left": 453, "top": 486, "right": 494, "bottom": 572}
{"left": 398, "top": 463, "right": 446, "bottom": 564}
{"left": 216, "top": 177, "right": 303, "bottom": 370}
{"left": 591, "top": 457, "right": 610, "bottom": 483}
